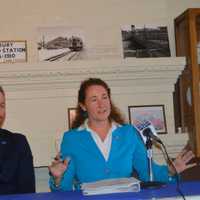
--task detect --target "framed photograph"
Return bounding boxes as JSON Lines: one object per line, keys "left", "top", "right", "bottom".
{"left": 128, "top": 105, "right": 167, "bottom": 134}
{"left": 37, "top": 26, "right": 85, "bottom": 62}
{"left": 121, "top": 25, "right": 170, "bottom": 58}
{"left": 0, "top": 40, "right": 27, "bottom": 63}
{"left": 37, "top": 26, "right": 120, "bottom": 61}
{"left": 67, "top": 107, "right": 77, "bottom": 129}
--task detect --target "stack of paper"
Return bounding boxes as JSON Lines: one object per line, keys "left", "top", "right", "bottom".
{"left": 81, "top": 177, "right": 140, "bottom": 196}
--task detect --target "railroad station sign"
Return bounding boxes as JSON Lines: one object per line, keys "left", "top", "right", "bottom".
{"left": 0, "top": 40, "right": 27, "bottom": 63}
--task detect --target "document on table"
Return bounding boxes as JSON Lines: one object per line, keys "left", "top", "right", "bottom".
{"left": 81, "top": 177, "right": 140, "bottom": 196}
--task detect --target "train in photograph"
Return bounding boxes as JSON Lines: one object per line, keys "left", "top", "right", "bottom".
{"left": 68, "top": 36, "right": 83, "bottom": 51}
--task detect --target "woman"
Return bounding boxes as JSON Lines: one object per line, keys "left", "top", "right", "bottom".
{"left": 49, "top": 78, "right": 195, "bottom": 191}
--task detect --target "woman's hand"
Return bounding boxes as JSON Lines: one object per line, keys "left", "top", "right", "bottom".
{"left": 48, "top": 154, "right": 70, "bottom": 186}
{"left": 168, "top": 149, "right": 196, "bottom": 175}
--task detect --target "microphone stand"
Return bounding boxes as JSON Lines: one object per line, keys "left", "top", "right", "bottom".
{"left": 141, "top": 135, "right": 166, "bottom": 189}
{"left": 146, "top": 135, "right": 154, "bottom": 182}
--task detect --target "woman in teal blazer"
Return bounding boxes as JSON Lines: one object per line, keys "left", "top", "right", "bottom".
{"left": 49, "top": 78, "right": 195, "bottom": 191}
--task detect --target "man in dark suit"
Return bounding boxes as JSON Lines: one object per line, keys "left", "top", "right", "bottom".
{"left": 0, "top": 86, "right": 35, "bottom": 195}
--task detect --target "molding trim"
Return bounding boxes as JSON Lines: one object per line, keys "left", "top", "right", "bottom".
{"left": 0, "top": 57, "right": 186, "bottom": 98}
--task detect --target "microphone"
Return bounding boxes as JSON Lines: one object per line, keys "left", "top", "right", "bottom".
{"left": 134, "top": 120, "right": 165, "bottom": 189}
{"left": 143, "top": 127, "right": 162, "bottom": 144}
{"left": 134, "top": 120, "right": 162, "bottom": 144}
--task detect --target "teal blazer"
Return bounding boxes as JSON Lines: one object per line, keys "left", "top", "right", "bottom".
{"left": 50, "top": 124, "right": 172, "bottom": 191}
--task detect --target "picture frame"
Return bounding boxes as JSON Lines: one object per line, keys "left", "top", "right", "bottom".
{"left": 67, "top": 107, "right": 77, "bottom": 129}
{"left": 37, "top": 26, "right": 85, "bottom": 62}
{"left": 128, "top": 105, "right": 167, "bottom": 134}
{"left": 121, "top": 25, "right": 170, "bottom": 58}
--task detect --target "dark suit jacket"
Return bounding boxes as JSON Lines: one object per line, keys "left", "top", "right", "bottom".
{"left": 0, "top": 128, "right": 35, "bottom": 195}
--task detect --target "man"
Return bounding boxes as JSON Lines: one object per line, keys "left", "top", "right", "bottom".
{"left": 0, "top": 86, "right": 35, "bottom": 195}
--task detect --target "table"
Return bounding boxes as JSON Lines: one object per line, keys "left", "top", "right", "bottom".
{"left": 1, "top": 181, "right": 200, "bottom": 200}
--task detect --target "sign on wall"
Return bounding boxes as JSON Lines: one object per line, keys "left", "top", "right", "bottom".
{"left": 0, "top": 40, "right": 27, "bottom": 63}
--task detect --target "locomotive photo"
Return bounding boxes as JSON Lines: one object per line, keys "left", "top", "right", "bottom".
{"left": 37, "top": 27, "right": 85, "bottom": 61}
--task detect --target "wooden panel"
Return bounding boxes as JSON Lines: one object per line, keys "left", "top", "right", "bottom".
{"left": 174, "top": 8, "right": 200, "bottom": 157}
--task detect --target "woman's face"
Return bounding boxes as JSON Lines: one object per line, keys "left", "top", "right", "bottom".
{"left": 0, "top": 92, "right": 6, "bottom": 128}
{"left": 81, "top": 85, "right": 111, "bottom": 124}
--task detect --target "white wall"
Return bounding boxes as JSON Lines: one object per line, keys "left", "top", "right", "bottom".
{"left": 0, "top": 0, "right": 199, "bottom": 166}
{"left": 0, "top": 0, "right": 200, "bottom": 61}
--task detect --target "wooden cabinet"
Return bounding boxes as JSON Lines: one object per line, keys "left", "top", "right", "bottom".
{"left": 174, "top": 8, "right": 200, "bottom": 157}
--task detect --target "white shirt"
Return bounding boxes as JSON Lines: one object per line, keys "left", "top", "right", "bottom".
{"left": 80, "top": 120, "right": 118, "bottom": 161}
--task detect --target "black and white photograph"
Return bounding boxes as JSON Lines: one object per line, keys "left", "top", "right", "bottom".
{"left": 121, "top": 25, "right": 171, "bottom": 58}
{"left": 37, "top": 26, "right": 122, "bottom": 62}
{"left": 37, "top": 26, "right": 85, "bottom": 62}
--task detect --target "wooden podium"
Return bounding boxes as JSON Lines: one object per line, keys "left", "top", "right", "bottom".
{"left": 174, "top": 8, "right": 200, "bottom": 157}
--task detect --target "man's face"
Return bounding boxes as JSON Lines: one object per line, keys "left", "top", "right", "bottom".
{"left": 0, "top": 92, "right": 6, "bottom": 128}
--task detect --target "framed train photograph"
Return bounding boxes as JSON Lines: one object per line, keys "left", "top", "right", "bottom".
{"left": 121, "top": 25, "right": 170, "bottom": 58}
{"left": 37, "top": 26, "right": 84, "bottom": 62}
